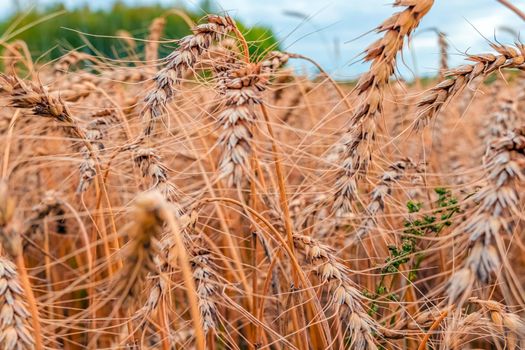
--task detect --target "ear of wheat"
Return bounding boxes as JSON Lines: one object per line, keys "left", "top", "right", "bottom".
{"left": 438, "top": 31, "right": 449, "bottom": 77}
{"left": 215, "top": 63, "right": 262, "bottom": 186}
{"left": 0, "top": 183, "right": 42, "bottom": 350}
{"left": 78, "top": 109, "right": 117, "bottom": 193}
{"left": 145, "top": 17, "right": 166, "bottom": 63}
{"left": 143, "top": 15, "right": 236, "bottom": 135}
{"left": 471, "top": 298, "right": 525, "bottom": 348}
{"left": 0, "top": 74, "right": 74, "bottom": 125}
{"left": 133, "top": 148, "right": 182, "bottom": 204}
{"left": 0, "top": 74, "right": 104, "bottom": 193}
{"left": 447, "top": 128, "right": 525, "bottom": 303}
{"left": 293, "top": 234, "right": 379, "bottom": 350}
{"left": 0, "top": 257, "right": 35, "bottom": 350}
{"left": 482, "top": 95, "right": 518, "bottom": 144}
{"left": 333, "top": 0, "right": 434, "bottom": 215}
{"left": 112, "top": 191, "right": 165, "bottom": 307}
{"left": 215, "top": 52, "right": 288, "bottom": 186}
{"left": 416, "top": 44, "right": 525, "bottom": 129}
{"left": 191, "top": 243, "right": 217, "bottom": 334}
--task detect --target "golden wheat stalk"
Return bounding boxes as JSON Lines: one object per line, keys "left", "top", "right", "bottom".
{"left": 111, "top": 192, "right": 165, "bottom": 306}
{"left": 447, "top": 127, "right": 525, "bottom": 304}
{"left": 416, "top": 44, "right": 525, "bottom": 129}
{"left": 215, "top": 52, "right": 288, "bottom": 186}
{"left": 143, "top": 15, "right": 237, "bottom": 136}
{"left": 133, "top": 148, "right": 182, "bottom": 203}
{"left": 0, "top": 183, "right": 42, "bottom": 350}
{"left": 0, "top": 257, "right": 35, "bottom": 350}
{"left": 333, "top": 0, "right": 434, "bottom": 215}
{"left": 438, "top": 31, "right": 449, "bottom": 77}
{"left": 294, "top": 234, "right": 379, "bottom": 349}
{"left": 145, "top": 17, "right": 166, "bottom": 63}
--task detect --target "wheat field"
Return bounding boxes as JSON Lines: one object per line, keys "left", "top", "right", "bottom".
{"left": 0, "top": 1, "right": 524, "bottom": 349}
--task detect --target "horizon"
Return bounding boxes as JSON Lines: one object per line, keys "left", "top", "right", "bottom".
{"left": 4, "top": 0, "right": 525, "bottom": 79}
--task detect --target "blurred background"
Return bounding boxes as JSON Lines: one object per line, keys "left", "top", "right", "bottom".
{"left": 2, "top": 0, "right": 525, "bottom": 80}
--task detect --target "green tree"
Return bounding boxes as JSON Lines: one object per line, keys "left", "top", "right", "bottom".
{"left": 0, "top": 2, "right": 279, "bottom": 63}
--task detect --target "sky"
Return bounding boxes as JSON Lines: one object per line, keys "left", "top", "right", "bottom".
{"left": 3, "top": 0, "right": 525, "bottom": 79}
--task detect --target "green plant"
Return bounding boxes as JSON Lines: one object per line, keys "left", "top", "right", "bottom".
{"left": 366, "top": 188, "right": 460, "bottom": 316}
